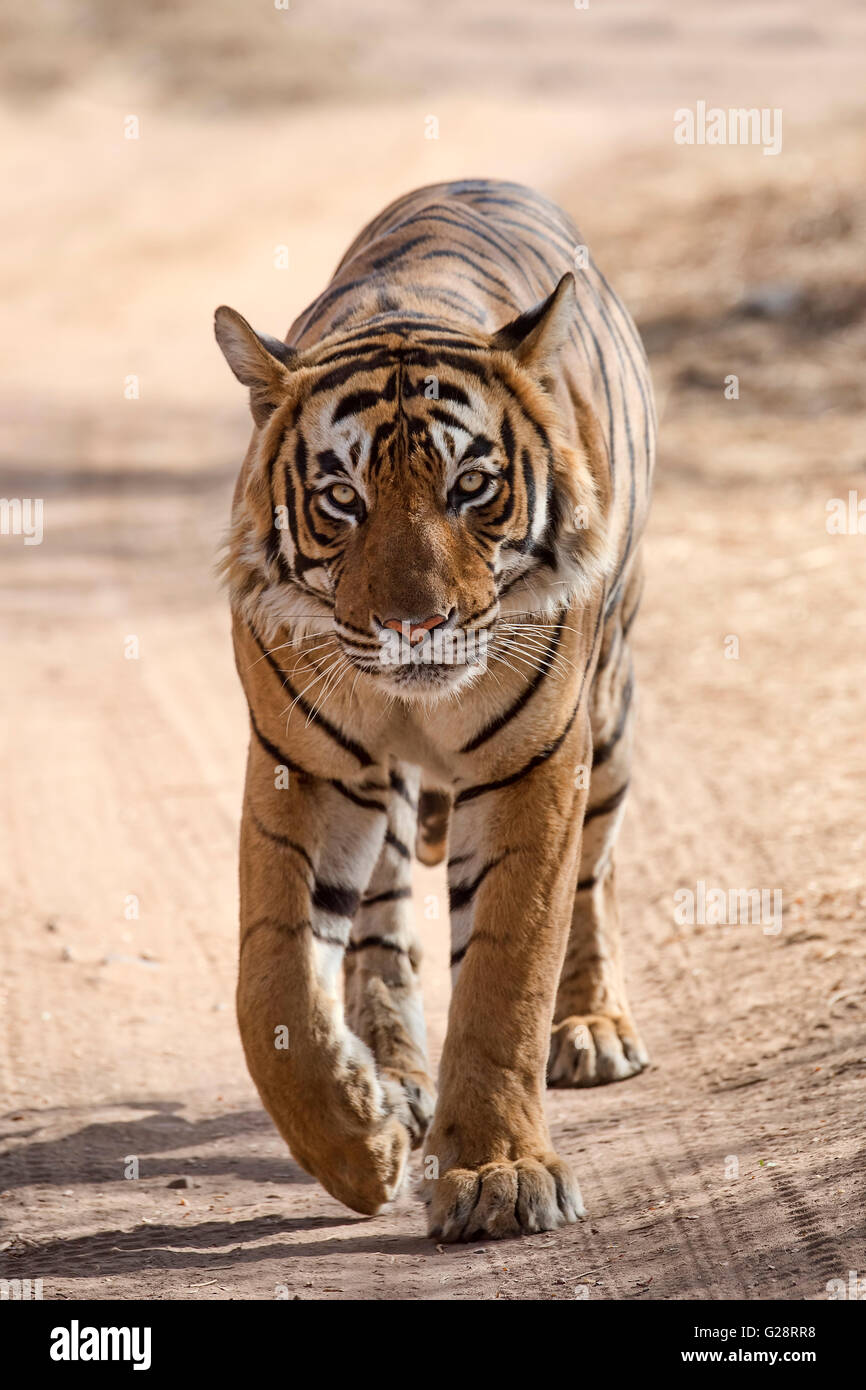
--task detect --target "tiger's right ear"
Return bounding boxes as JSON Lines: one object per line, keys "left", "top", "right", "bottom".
{"left": 490, "top": 273, "right": 576, "bottom": 379}
{"left": 214, "top": 306, "right": 297, "bottom": 427}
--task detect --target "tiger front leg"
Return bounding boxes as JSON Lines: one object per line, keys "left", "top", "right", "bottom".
{"left": 423, "top": 725, "right": 590, "bottom": 1241}
{"left": 236, "top": 741, "right": 416, "bottom": 1216}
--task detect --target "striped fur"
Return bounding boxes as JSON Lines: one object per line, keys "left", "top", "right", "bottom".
{"left": 215, "top": 179, "right": 654, "bottom": 1241}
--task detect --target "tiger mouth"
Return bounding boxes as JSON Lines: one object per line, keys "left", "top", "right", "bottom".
{"left": 339, "top": 638, "right": 488, "bottom": 697}
{"left": 338, "top": 620, "right": 491, "bottom": 676}
{"left": 374, "top": 660, "right": 485, "bottom": 697}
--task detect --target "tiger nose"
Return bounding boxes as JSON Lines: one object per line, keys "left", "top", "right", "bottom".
{"left": 382, "top": 613, "right": 449, "bottom": 646}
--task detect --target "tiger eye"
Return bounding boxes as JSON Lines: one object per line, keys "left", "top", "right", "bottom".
{"left": 458, "top": 471, "right": 485, "bottom": 494}
{"left": 330, "top": 483, "right": 357, "bottom": 506}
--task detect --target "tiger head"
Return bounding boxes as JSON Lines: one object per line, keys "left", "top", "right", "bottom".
{"left": 215, "top": 274, "right": 612, "bottom": 699}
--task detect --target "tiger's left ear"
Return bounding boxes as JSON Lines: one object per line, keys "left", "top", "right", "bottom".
{"left": 490, "top": 273, "right": 576, "bottom": 377}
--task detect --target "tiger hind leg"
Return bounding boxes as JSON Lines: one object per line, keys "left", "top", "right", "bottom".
{"left": 344, "top": 765, "right": 437, "bottom": 1146}
{"left": 548, "top": 589, "right": 649, "bottom": 1088}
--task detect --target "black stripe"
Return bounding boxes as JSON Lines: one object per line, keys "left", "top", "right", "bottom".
{"left": 521, "top": 445, "right": 537, "bottom": 546}
{"left": 297, "top": 274, "right": 372, "bottom": 337}
{"left": 595, "top": 621, "right": 621, "bottom": 676}
{"left": 449, "top": 853, "right": 509, "bottom": 913}
{"left": 592, "top": 672, "right": 634, "bottom": 769}
{"left": 591, "top": 259, "right": 654, "bottom": 483}
{"left": 248, "top": 706, "right": 310, "bottom": 778}
{"left": 419, "top": 246, "right": 512, "bottom": 295}
{"left": 453, "top": 702, "right": 578, "bottom": 805}
{"left": 454, "top": 602, "right": 603, "bottom": 805}
{"left": 389, "top": 770, "right": 418, "bottom": 810}
{"left": 310, "top": 353, "right": 396, "bottom": 392}
{"left": 584, "top": 780, "right": 630, "bottom": 822}
{"left": 314, "top": 448, "right": 350, "bottom": 478}
{"left": 404, "top": 339, "right": 484, "bottom": 357}
{"left": 460, "top": 624, "right": 563, "bottom": 753}
{"left": 317, "top": 318, "right": 469, "bottom": 359}
{"left": 622, "top": 583, "right": 643, "bottom": 637}
{"left": 370, "top": 233, "right": 432, "bottom": 270}
{"left": 247, "top": 708, "right": 386, "bottom": 813}
{"left": 312, "top": 881, "right": 360, "bottom": 918}
{"left": 339, "top": 615, "right": 380, "bottom": 640}
{"left": 428, "top": 405, "right": 470, "bottom": 434}
{"left": 450, "top": 939, "right": 474, "bottom": 968}
{"left": 332, "top": 782, "right": 389, "bottom": 813}
{"left": 580, "top": 268, "right": 640, "bottom": 581}
{"left": 240, "top": 916, "right": 348, "bottom": 951}
{"left": 248, "top": 810, "right": 314, "bottom": 875}
{"left": 346, "top": 936, "right": 408, "bottom": 955}
{"left": 332, "top": 379, "right": 395, "bottom": 424}
{"left": 385, "top": 830, "right": 412, "bottom": 860}
{"left": 360, "top": 887, "right": 412, "bottom": 907}
{"left": 250, "top": 625, "right": 374, "bottom": 768}
{"left": 393, "top": 209, "right": 535, "bottom": 293}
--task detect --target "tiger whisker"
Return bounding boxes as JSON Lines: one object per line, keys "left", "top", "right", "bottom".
{"left": 348, "top": 666, "right": 365, "bottom": 705}
{"left": 488, "top": 652, "right": 545, "bottom": 683}
{"left": 312, "top": 658, "right": 355, "bottom": 720}
{"left": 287, "top": 639, "right": 340, "bottom": 673}
{"left": 499, "top": 621, "right": 584, "bottom": 641}
{"left": 280, "top": 655, "right": 342, "bottom": 723}
{"left": 499, "top": 636, "right": 573, "bottom": 672}
{"left": 245, "top": 630, "right": 335, "bottom": 671}
{"left": 490, "top": 645, "right": 570, "bottom": 684}
{"left": 500, "top": 621, "right": 582, "bottom": 634}
{"left": 306, "top": 657, "right": 352, "bottom": 727}
{"left": 495, "top": 638, "right": 574, "bottom": 679}
{"left": 498, "top": 634, "right": 579, "bottom": 674}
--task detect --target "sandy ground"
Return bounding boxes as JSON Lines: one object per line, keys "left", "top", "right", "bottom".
{"left": 1, "top": 1, "right": 864, "bottom": 1299}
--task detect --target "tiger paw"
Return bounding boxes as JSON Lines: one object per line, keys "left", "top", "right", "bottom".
{"left": 287, "top": 1063, "right": 414, "bottom": 1216}
{"left": 548, "top": 1012, "right": 649, "bottom": 1087}
{"left": 382, "top": 1067, "right": 437, "bottom": 1149}
{"left": 302, "top": 1111, "right": 411, "bottom": 1217}
{"left": 425, "top": 1153, "right": 585, "bottom": 1242}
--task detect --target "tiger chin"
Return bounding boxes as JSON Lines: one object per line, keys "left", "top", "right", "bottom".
{"left": 214, "top": 179, "right": 654, "bottom": 1241}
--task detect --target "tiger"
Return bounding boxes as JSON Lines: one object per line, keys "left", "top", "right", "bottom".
{"left": 214, "top": 178, "right": 654, "bottom": 1242}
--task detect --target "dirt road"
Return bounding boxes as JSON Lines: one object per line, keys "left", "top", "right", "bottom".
{"left": 1, "top": 1, "right": 864, "bottom": 1299}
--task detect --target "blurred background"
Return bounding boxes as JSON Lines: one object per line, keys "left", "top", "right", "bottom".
{"left": 1, "top": 0, "right": 864, "bottom": 1300}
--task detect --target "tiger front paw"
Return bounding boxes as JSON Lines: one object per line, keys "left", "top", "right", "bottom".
{"left": 424, "top": 1153, "right": 585, "bottom": 1242}
{"left": 284, "top": 1061, "right": 415, "bottom": 1216}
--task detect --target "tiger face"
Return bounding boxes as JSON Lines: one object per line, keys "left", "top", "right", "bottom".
{"left": 216, "top": 275, "right": 610, "bottom": 700}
